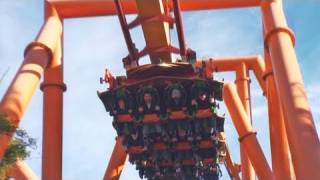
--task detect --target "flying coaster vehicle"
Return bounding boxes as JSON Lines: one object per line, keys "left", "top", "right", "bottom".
{"left": 98, "top": 1, "right": 226, "bottom": 179}
{"left": 98, "top": 62, "right": 226, "bottom": 180}
{"left": 1, "top": 0, "right": 320, "bottom": 180}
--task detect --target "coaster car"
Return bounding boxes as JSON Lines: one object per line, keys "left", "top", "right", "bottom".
{"left": 98, "top": 62, "right": 225, "bottom": 179}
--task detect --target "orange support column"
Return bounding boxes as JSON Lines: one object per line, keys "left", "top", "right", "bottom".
{"left": 264, "top": 47, "right": 294, "bottom": 179}
{"left": 135, "top": 0, "right": 172, "bottom": 63}
{"left": 235, "top": 63, "right": 255, "bottom": 180}
{"left": 224, "top": 83, "right": 273, "bottom": 180}
{"left": 41, "top": 20, "right": 65, "bottom": 180}
{"left": 6, "top": 160, "right": 38, "bottom": 180}
{"left": 224, "top": 145, "right": 241, "bottom": 180}
{"left": 41, "top": 4, "right": 65, "bottom": 180}
{"left": 261, "top": 0, "right": 320, "bottom": 179}
{"left": 0, "top": 14, "right": 62, "bottom": 159}
{"left": 103, "top": 137, "right": 127, "bottom": 180}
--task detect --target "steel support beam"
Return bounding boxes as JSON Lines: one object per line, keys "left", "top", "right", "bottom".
{"left": 224, "top": 83, "right": 274, "bottom": 180}
{"left": 103, "top": 137, "right": 127, "bottom": 180}
{"left": 261, "top": 0, "right": 320, "bottom": 178}
{"left": 235, "top": 63, "right": 255, "bottom": 180}
{"left": 47, "top": 0, "right": 261, "bottom": 18}
{"left": 41, "top": 4, "right": 65, "bottom": 179}
{"left": 6, "top": 160, "right": 38, "bottom": 180}
{"left": 135, "top": 0, "right": 172, "bottom": 63}
{"left": 224, "top": 145, "right": 241, "bottom": 180}
{"left": 264, "top": 46, "right": 294, "bottom": 180}
{"left": 0, "top": 14, "right": 62, "bottom": 160}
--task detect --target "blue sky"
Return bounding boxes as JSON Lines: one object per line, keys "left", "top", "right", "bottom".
{"left": 1, "top": 1, "right": 320, "bottom": 179}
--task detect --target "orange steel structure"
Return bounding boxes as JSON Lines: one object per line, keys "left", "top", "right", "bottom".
{"left": 0, "top": 0, "right": 320, "bottom": 180}
{"left": 6, "top": 160, "right": 38, "bottom": 180}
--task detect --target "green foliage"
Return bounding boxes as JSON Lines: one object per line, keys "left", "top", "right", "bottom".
{"left": 0, "top": 114, "right": 16, "bottom": 133}
{"left": 0, "top": 114, "right": 36, "bottom": 178}
{"left": 0, "top": 139, "right": 29, "bottom": 169}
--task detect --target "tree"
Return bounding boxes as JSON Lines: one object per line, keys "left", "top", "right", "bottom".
{"left": 0, "top": 114, "right": 36, "bottom": 179}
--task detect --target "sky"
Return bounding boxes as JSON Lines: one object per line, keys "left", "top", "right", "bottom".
{"left": 0, "top": 0, "right": 320, "bottom": 179}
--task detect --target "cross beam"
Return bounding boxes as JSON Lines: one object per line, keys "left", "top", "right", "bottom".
{"left": 48, "top": 0, "right": 261, "bottom": 18}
